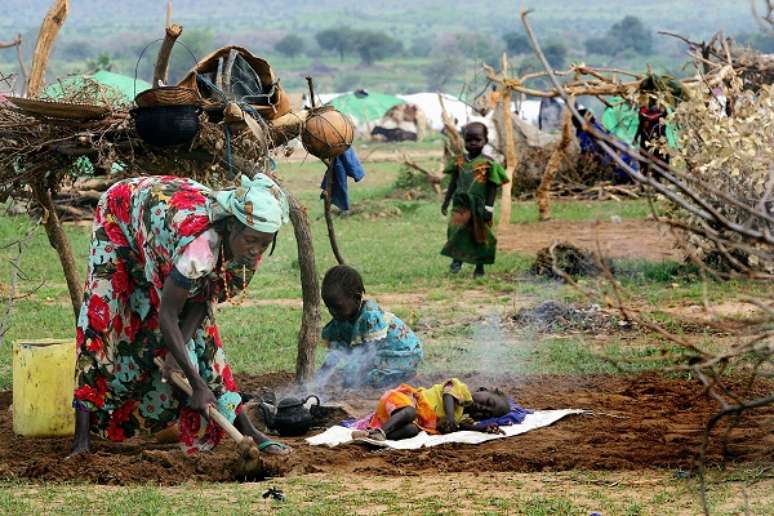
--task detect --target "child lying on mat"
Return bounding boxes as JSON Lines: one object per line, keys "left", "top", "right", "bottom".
{"left": 351, "top": 378, "right": 511, "bottom": 440}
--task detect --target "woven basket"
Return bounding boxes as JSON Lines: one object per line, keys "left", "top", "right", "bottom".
{"left": 134, "top": 87, "right": 201, "bottom": 108}
{"left": 6, "top": 97, "right": 110, "bottom": 120}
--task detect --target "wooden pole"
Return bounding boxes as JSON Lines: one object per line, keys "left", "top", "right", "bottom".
{"left": 286, "top": 192, "right": 321, "bottom": 383}
{"left": 498, "top": 53, "right": 516, "bottom": 231}
{"left": 306, "top": 76, "right": 345, "bottom": 265}
{"left": 322, "top": 160, "right": 346, "bottom": 265}
{"left": 32, "top": 180, "right": 83, "bottom": 318}
{"left": 26, "top": 0, "right": 69, "bottom": 97}
{"left": 26, "top": 1, "right": 82, "bottom": 320}
{"left": 153, "top": 24, "right": 183, "bottom": 87}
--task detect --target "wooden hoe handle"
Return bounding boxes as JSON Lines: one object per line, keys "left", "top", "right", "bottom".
{"left": 153, "top": 356, "right": 245, "bottom": 444}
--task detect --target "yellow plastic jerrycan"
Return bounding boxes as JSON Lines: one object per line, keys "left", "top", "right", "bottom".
{"left": 12, "top": 338, "right": 76, "bottom": 437}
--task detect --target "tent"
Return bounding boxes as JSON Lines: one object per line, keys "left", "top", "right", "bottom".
{"left": 396, "top": 92, "right": 476, "bottom": 131}
{"left": 328, "top": 91, "right": 405, "bottom": 129}
{"left": 602, "top": 97, "right": 678, "bottom": 148}
{"left": 370, "top": 103, "right": 429, "bottom": 142}
{"left": 44, "top": 70, "right": 152, "bottom": 102}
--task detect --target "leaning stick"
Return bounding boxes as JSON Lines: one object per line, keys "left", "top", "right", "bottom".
{"left": 153, "top": 356, "right": 246, "bottom": 444}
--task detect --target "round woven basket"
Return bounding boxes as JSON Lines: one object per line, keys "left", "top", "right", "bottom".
{"left": 134, "top": 86, "right": 201, "bottom": 108}
{"left": 302, "top": 106, "right": 354, "bottom": 159}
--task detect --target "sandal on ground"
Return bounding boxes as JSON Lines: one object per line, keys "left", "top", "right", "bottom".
{"left": 257, "top": 439, "right": 291, "bottom": 455}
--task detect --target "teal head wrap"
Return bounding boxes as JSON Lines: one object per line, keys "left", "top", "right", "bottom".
{"left": 214, "top": 174, "right": 289, "bottom": 233}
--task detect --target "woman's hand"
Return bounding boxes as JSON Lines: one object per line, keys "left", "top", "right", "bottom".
{"left": 441, "top": 204, "right": 449, "bottom": 216}
{"left": 190, "top": 384, "right": 218, "bottom": 417}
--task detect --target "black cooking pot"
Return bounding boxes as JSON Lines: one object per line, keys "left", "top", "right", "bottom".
{"left": 261, "top": 394, "right": 320, "bottom": 437}
{"left": 132, "top": 105, "right": 201, "bottom": 147}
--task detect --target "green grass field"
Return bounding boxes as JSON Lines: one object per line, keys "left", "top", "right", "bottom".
{"left": 0, "top": 146, "right": 769, "bottom": 513}
{"left": 0, "top": 158, "right": 747, "bottom": 388}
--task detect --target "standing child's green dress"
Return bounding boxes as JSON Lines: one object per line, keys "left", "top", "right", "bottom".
{"left": 441, "top": 154, "right": 509, "bottom": 265}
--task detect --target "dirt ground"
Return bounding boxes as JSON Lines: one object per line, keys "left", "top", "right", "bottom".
{"left": 499, "top": 219, "right": 683, "bottom": 261}
{"left": 1, "top": 372, "right": 770, "bottom": 485}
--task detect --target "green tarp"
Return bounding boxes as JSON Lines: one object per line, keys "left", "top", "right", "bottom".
{"left": 601, "top": 97, "right": 678, "bottom": 148}
{"left": 328, "top": 92, "right": 405, "bottom": 127}
{"left": 45, "top": 70, "right": 151, "bottom": 102}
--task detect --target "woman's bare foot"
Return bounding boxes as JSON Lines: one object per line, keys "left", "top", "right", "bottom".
{"left": 67, "top": 409, "right": 91, "bottom": 458}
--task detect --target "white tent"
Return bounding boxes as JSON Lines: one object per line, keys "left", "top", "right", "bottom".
{"left": 396, "top": 93, "right": 478, "bottom": 131}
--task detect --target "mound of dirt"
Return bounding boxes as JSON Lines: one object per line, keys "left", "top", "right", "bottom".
{"left": 531, "top": 243, "right": 612, "bottom": 278}
{"left": 1, "top": 372, "right": 771, "bottom": 485}
{"left": 509, "top": 300, "right": 627, "bottom": 333}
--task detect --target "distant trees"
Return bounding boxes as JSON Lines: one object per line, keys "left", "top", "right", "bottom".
{"left": 274, "top": 34, "right": 305, "bottom": 58}
{"left": 352, "top": 31, "right": 402, "bottom": 65}
{"left": 585, "top": 15, "right": 653, "bottom": 56}
{"left": 315, "top": 28, "right": 402, "bottom": 66}
{"left": 424, "top": 52, "right": 464, "bottom": 91}
{"left": 316, "top": 28, "right": 356, "bottom": 61}
{"left": 543, "top": 41, "right": 568, "bottom": 69}
{"left": 454, "top": 32, "right": 502, "bottom": 66}
{"left": 503, "top": 32, "right": 531, "bottom": 55}
{"left": 86, "top": 52, "right": 113, "bottom": 73}
{"left": 408, "top": 37, "right": 433, "bottom": 58}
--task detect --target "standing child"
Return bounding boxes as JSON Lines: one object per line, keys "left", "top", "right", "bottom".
{"left": 316, "top": 265, "right": 423, "bottom": 388}
{"left": 441, "top": 122, "right": 509, "bottom": 277}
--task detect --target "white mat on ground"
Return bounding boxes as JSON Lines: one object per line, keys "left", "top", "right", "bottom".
{"left": 306, "top": 409, "right": 585, "bottom": 450}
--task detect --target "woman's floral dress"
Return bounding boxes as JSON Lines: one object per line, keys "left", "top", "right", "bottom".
{"left": 74, "top": 176, "right": 255, "bottom": 454}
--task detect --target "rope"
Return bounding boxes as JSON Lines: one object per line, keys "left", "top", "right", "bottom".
{"left": 133, "top": 38, "right": 199, "bottom": 98}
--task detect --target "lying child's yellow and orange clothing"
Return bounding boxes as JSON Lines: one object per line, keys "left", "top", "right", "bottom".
{"left": 367, "top": 378, "right": 473, "bottom": 434}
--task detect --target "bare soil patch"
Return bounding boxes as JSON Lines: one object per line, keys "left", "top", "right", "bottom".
{"left": 0, "top": 372, "right": 770, "bottom": 485}
{"left": 499, "top": 219, "right": 682, "bottom": 261}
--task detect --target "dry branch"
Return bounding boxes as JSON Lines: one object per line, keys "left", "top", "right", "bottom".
{"left": 438, "top": 94, "right": 464, "bottom": 155}
{"left": 519, "top": 10, "right": 773, "bottom": 514}
{"left": 286, "top": 191, "right": 321, "bottom": 382}
{"left": 536, "top": 108, "right": 573, "bottom": 221}
{"left": 27, "top": 0, "right": 69, "bottom": 97}
{"left": 497, "top": 53, "right": 516, "bottom": 230}
{"left": 153, "top": 24, "right": 183, "bottom": 87}
{"left": 401, "top": 155, "right": 442, "bottom": 195}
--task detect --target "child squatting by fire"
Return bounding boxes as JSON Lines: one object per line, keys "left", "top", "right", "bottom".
{"left": 314, "top": 265, "right": 423, "bottom": 389}
{"left": 350, "top": 378, "right": 512, "bottom": 440}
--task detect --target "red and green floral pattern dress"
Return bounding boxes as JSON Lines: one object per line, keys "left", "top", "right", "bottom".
{"left": 74, "top": 176, "right": 254, "bottom": 454}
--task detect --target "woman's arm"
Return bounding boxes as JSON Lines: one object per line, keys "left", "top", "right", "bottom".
{"left": 159, "top": 276, "right": 217, "bottom": 416}
{"left": 179, "top": 301, "right": 208, "bottom": 344}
